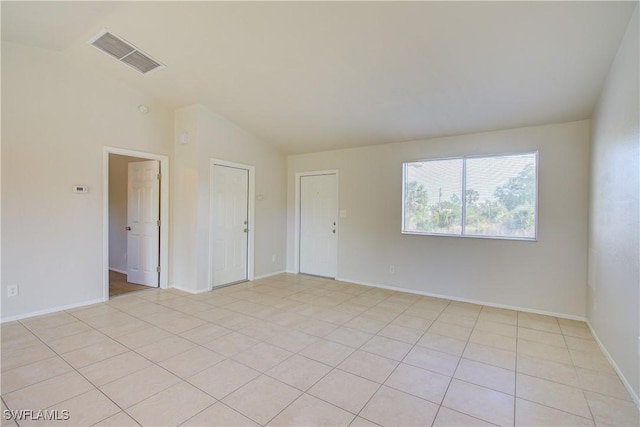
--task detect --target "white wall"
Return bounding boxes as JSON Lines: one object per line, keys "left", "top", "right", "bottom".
{"left": 171, "top": 106, "right": 200, "bottom": 292}
{"left": 1, "top": 42, "right": 173, "bottom": 320}
{"left": 588, "top": 6, "right": 639, "bottom": 401}
{"left": 288, "top": 120, "right": 590, "bottom": 317}
{"left": 108, "top": 154, "right": 147, "bottom": 273}
{"left": 172, "top": 105, "right": 287, "bottom": 293}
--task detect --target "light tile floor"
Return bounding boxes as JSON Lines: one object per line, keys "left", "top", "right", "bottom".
{"left": 1, "top": 274, "right": 638, "bottom": 426}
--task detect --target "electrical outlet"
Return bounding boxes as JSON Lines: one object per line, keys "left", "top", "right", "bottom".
{"left": 7, "top": 285, "right": 18, "bottom": 297}
{"left": 389, "top": 265, "right": 395, "bottom": 274}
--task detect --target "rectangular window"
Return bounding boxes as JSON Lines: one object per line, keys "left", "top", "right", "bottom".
{"left": 402, "top": 152, "right": 537, "bottom": 240}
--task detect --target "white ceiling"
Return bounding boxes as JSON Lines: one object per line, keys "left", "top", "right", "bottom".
{"left": 2, "top": 1, "right": 636, "bottom": 154}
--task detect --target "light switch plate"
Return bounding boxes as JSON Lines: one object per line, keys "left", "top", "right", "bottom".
{"left": 73, "top": 185, "right": 89, "bottom": 193}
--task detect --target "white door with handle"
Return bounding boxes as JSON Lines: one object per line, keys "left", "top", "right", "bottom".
{"left": 212, "top": 164, "right": 249, "bottom": 287}
{"left": 299, "top": 173, "right": 338, "bottom": 278}
{"left": 126, "top": 160, "right": 160, "bottom": 287}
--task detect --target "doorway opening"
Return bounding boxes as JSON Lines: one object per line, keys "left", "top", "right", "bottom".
{"left": 209, "top": 159, "right": 255, "bottom": 289}
{"left": 108, "top": 270, "right": 149, "bottom": 297}
{"left": 103, "top": 147, "right": 170, "bottom": 300}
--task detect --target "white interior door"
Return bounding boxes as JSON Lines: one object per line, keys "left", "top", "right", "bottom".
{"left": 212, "top": 164, "right": 249, "bottom": 287}
{"left": 127, "top": 160, "right": 160, "bottom": 287}
{"left": 300, "top": 173, "right": 338, "bottom": 278}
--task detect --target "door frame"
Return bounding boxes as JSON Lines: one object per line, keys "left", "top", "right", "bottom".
{"left": 103, "top": 147, "right": 170, "bottom": 301}
{"left": 209, "top": 159, "right": 255, "bottom": 290}
{"left": 294, "top": 170, "right": 339, "bottom": 275}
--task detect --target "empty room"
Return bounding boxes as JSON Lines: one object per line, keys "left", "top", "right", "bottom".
{"left": 1, "top": 1, "right": 639, "bottom": 426}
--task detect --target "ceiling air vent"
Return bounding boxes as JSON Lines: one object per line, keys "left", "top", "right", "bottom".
{"left": 89, "top": 30, "right": 164, "bottom": 75}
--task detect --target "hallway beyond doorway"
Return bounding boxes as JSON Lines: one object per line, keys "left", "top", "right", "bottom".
{"left": 109, "top": 270, "right": 149, "bottom": 297}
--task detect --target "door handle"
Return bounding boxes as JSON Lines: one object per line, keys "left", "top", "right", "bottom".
{"left": 125, "top": 227, "right": 131, "bottom": 231}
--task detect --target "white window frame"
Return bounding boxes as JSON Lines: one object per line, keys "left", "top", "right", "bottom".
{"left": 402, "top": 151, "right": 539, "bottom": 241}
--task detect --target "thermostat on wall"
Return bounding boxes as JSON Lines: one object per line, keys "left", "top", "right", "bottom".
{"left": 73, "top": 185, "right": 89, "bottom": 193}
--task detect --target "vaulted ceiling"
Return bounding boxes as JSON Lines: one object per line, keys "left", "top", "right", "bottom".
{"left": 2, "top": 1, "right": 636, "bottom": 153}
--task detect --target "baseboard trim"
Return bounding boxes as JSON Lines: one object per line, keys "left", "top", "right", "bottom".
{"left": 335, "top": 276, "right": 587, "bottom": 322}
{"left": 1, "top": 298, "right": 105, "bottom": 323}
{"left": 254, "top": 270, "right": 287, "bottom": 280}
{"left": 171, "top": 271, "right": 289, "bottom": 295}
{"left": 170, "top": 285, "right": 208, "bottom": 294}
{"left": 587, "top": 321, "right": 640, "bottom": 408}
{"left": 108, "top": 268, "right": 126, "bottom": 275}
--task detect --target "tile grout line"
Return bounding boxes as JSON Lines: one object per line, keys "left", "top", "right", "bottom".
{"left": 88, "top": 287, "right": 292, "bottom": 426}
{"left": 258, "top": 288, "right": 414, "bottom": 425}
{"left": 211, "top": 278, "right": 385, "bottom": 425}
{"left": 263, "top": 288, "right": 410, "bottom": 425}
{"left": 60, "top": 300, "right": 210, "bottom": 424}
{"left": 515, "top": 315, "right": 612, "bottom": 423}
{"left": 10, "top": 315, "right": 133, "bottom": 426}
{"left": 418, "top": 298, "right": 457, "bottom": 427}
{"left": 3, "top": 275, "right": 633, "bottom": 426}
{"left": 11, "top": 297, "right": 239, "bottom": 425}
{"left": 430, "top": 301, "right": 487, "bottom": 426}
{"left": 562, "top": 321, "right": 598, "bottom": 425}
{"left": 300, "top": 290, "right": 416, "bottom": 426}
{"left": 178, "top": 279, "right": 392, "bottom": 424}
{"left": 354, "top": 296, "right": 468, "bottom": 425}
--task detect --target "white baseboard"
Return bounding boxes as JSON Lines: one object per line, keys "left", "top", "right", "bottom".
{"left": 1, "top": 298, "right": 105, "bottom": 323}
{"left": 171, "top": 271, "right": 288, "bottom": 295}
{"left": 587, "top": 321, "right": 640, "bottom": 408}
{"left": 170, "top": 284, "right": 207, "bottom": 294}
{"left": 108, "top": 268, "right": 126, "bottom": 275}
{"left": 254, "top": 270, "right": 287, "bottom": 280}
{"left": 335, "top": 276, "right": 587, "bottom": 322}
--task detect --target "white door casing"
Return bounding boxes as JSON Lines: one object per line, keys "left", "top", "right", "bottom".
{"left": 126, "top": 160, "right": 160, "bottom": 287}
{"left": 299, "top": 173, "right": 338, "bottom": 278}
{"left": 212, "top": 163, "right": 250, "bottom": 287}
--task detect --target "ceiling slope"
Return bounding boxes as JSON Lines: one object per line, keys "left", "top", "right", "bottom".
{"left": 2, "top": 1, "right": 636, "bottom": 153}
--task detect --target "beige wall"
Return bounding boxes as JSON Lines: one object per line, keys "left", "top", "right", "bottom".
{"left": 108, "top": 154, "right": 148, "bottom": 273}
{"left": 172, "top": 105, "right": 287, "bottom": 293}
{"left": 1, "top": 41, "right": 173, "bottom": 320}
{"left": 588, "top": 6, "right": 639, "bottom": 402}
{"left": 1, "top": 41, "right": 286, "bottom": 320}
{"left": 288, "top": 120, "right": 590, "bottom": 317}
{"left": 171, "top": 106, "right": 200, "bottom": 291}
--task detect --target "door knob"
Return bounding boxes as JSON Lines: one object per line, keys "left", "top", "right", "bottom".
{"left": 332, "top": 229, "right": 336, "bottom": 233}
{"left": 244, "top": 228, "right": 248, "bottom": 233}
{"left": 125, "top": 227, "right": 131, "bottom": 231}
